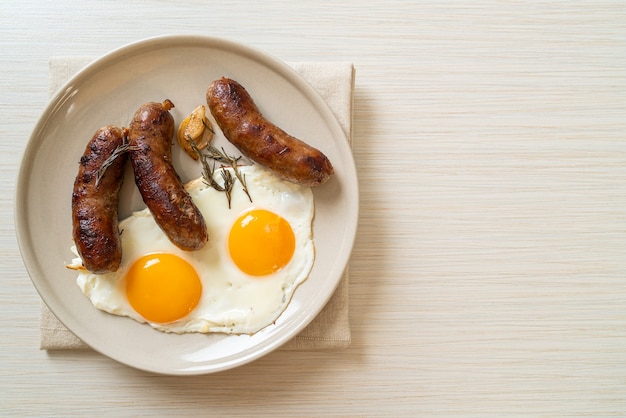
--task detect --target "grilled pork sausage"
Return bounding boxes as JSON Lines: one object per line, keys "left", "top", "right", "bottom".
{"left": 72, "top": 125, "right": 128, "bottom": 273}
{"left": 128, "top": 99, "right": 208, "bottom": 251}
{"left": 206, "top": 78, "right": 334, "bottom": 186}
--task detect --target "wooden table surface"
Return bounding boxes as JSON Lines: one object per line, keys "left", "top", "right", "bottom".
{"left": 2, "top": 1, "right": 625, "bottom": 416}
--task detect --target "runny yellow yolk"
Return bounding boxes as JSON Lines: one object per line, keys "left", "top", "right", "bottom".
{"left": 125, "top": 253, "right": 202, "bottom": 324}
{"left": 228, "top": 209, "right": 295, "bottom": 276}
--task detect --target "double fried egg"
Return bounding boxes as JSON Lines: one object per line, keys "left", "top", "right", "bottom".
{"left": 68, "top": 164, "right": 315, "bottom": 334}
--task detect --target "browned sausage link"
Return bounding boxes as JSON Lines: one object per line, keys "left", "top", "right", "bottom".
{"left": 206, "top": 78, "right": 334, "bottom": 186}
{"left": 128, "top": 100, "right": 208, "bottom": 251}
{"left": 72, "top": 125, "right": 128, "bottom": 273}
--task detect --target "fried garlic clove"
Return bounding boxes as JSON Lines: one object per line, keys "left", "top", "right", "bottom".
{"left": 177, "top": 105, "right": 214, "bottom": 160}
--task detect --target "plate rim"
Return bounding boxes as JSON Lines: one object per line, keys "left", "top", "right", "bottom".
{"left": 15, "top": 34, "right": 359, "bottom": 375}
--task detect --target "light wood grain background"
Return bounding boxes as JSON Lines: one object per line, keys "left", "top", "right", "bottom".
{"left": 2, "top": 1, "right": 626, "bottom": 416}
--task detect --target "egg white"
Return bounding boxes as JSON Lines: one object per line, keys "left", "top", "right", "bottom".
{"left": 69, "top": 164, "right": 315, "bottom": 335}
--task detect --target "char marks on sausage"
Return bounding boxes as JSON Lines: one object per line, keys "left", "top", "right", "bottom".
{"left": 128, "top": 99, "right": 209, "bottom": 251}
{"left": 72, "top": 125, "right": 128, "bottom": 273}
{"left": 206, "top": 78, "right": 334, "bottom": 187}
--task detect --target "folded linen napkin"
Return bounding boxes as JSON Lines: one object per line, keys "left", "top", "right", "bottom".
{"left": 40, "top": 57, "right": 354, "bottom": 351}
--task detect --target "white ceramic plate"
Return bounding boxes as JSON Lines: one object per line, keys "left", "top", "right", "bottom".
{"left": 16, "top": 35, "right": 358, "bottom": 375}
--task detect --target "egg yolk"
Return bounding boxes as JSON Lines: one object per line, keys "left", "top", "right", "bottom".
{"left": 125, "top": 253, "right": 202, "bottom": 324}
{"left": 228, "top": 209, "right": 296, "bottom": 276}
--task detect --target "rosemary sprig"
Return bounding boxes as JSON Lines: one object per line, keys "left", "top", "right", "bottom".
{"left": 190, "top": 139, "right": 224, "bottom": 192}
{"left": 204, "top": 145, "right": 235, "bottom": 164}
{"left": 220, "top": 168, "right": 235, "bottom": 208}
{"left": 189, "top": 140, "right": 251, "bottom": 208}
{"left": 229, "top": 156, "right": 252, "bottom": 203}
{"left": 205, "top": 145, "right": 252, "bottom": 203}
{"left": 95, "top": 142, "right": 134, "bottom": 187}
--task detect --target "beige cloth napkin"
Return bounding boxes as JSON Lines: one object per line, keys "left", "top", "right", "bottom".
{"left": 40, "top": 57, "right": 355, "bottom": 351}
